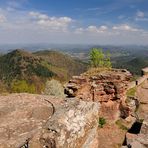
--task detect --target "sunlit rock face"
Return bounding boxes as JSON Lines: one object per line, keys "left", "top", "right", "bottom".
{"left": 0, "top": 93, "right": 58, "bottom": 148}
{"left": 65, "top": 69, "right": 132, "bottom": 120}
{"left": 0, "top": 93, "right": 100, "bottom": 148}
{"left": 29, "top": 99, "right": 100, "bottom": 148}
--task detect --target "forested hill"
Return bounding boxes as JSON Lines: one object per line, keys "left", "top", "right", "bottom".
{"left": 0, "top": 49, "right": 87, "bottom": 93}
{"left": 34, "top": 50, "right": 87, "bottom": 78}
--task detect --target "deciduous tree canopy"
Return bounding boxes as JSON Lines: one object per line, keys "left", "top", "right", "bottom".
{"left": 89, "top": 48, "right": 112, "bottom": 68}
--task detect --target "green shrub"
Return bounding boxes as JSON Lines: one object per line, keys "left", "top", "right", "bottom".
{"left": 89, "top": 48, "right": 112, "bottom": 68}
{"left": 126, "top": 87, "right": 136, "bottom": 97}
{"left": 0, "top": 81, "right": 7, "bottom": 93}
{"left": 98, "top": 117, "right": 106, "bottom": 128}
{"left": 11, "top": 80, "right": 36, "bottom": 93}
{"left": 44, "top": 79, "right": 65, "bottom": 98}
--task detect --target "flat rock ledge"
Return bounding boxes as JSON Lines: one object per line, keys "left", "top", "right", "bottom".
{"left": 0, "top": 93, "right": 100, "bottom": 148}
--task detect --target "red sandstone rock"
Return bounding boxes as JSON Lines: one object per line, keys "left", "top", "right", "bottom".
{"left": 65, "top": 69, "right": 132, "bottom": 120}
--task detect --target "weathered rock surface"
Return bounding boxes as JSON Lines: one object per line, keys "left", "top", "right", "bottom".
{"left": 29, "top": 99, "right": 99, "bottom": 148}
{"left": 65, "top": 69, "right": 131, "bottom": 101}
{"left": 0, "top": 93, "right": 61, "bottom": 147}
{"left": 124, "top": 80, "right": 148, "bottom": 148}
{"left": 0, "top": 93, "right": 99, "bottom": 148}
{"left": 65, "top": 69, "right": 132, "bottom": 120}
{"left": 125, "top": 122, "right": 148, "bottom": 148}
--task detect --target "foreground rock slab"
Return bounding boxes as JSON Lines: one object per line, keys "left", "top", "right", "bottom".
{"left": 0, "top": 93, "right": 100, "bottom": 148}
{"left": 0, "top": 93, "right": 60, "bottom": 147}
{"left": 29, "top": 99, "right": 100, "bottom": 148}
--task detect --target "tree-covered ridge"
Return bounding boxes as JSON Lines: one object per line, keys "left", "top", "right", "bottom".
{"left": 34, "top": 50, "right": 87, "bottom": 78}
{"left": 0, "top": 49, "right": 87, "bottom": 93}
{"left": 0, "top": 49, "right": 55, "bottom": 82}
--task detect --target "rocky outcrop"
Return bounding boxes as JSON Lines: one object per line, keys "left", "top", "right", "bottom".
{"left": 65, "top": 69, "right": 132, "bottom": 102}
{"left": 0, "top": 93, "right": 99, "bottom": 148}
{"left": 0, "top": 93, "right": 59, "bottom": 147}
{"left": 1, "top": 68, "right": 143, "bottom": 148}
{"left": 122, "top": 120, "right": 148, "bottom": 148}
{"left": 123, "top": 79, "right": 148, "bottom": 148}
{"left": 29, "top": 99, "right": 99, "bottom": 148}
{"left": 65, "top": 69, "right": 132, "bottom": 120}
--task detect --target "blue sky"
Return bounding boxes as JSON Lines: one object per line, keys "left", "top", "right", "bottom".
{"left": 0, "top": 0, "right": 148, "bottom": 45}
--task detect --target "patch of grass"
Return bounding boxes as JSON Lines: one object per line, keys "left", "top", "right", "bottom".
{"left": 116, "top": 143, "right": 122, "bottom": 148}
{"left": 115, "top": 120, "right": 128, "bottom": 131}
{"left": 11, "top": 80, "right": 36, "bottom": 93}
{"left": 98, "top": 117, "right": 106, "bottom": 128}
{"left": 138, "top": 119, "right": 144, "bottom": 123}
{"left": 126, "top": 87, "right": 136, "bottom": 97}
{"left": 83, "top": 67, "right": 111, "bottom": 76}
{"left": 130, "top": 75, "right": 139, "bottom": 82}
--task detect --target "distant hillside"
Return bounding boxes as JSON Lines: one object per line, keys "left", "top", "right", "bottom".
{"left": 124, "top": 57, "right": 148, "bottom": 75}
{"left": 0, "top": 49, "right": 87, "bottom": 93}
{"left": 34, "top": 50, "right": 87, "bottom": 78}
{"left": 113, "top": 57, "right": 148, "bottom": 75}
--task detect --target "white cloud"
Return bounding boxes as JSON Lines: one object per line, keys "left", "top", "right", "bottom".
{"left": 136, "top": 10, "right": 144, "bottom": 18}
{"left": 99, "top": 25, "right": 108, "bottom": 31}
{"left": 112, "top": 24, "right": 139, "bottom": 32}
{"left": 0, "top": 14, "right": 6, "bottom": 23}
{"left": 74, "top": 28, "right": 84, "bottom": 34}
{"left": 87, "top": 26, "right": 98, "bottom": 32}
{"left": 72, "top": 24, "right": 148, "bottom": 45}
{"left": 7, "top": 1, "right": 21, "bottom": 8}
{"left": 6, "top": 0, "right": 28, "bottom": 9}
{"left": 86, "top": 25, "right": 108, "bottom": 33}
{"left": 135, "top": 10, "right": 148, "bottom": 22}
{"left": 0, "top": 7, "right": 148, "bottom": 45}
{"left": 29, "top": 11, "right": 72, "bottom": 31}
{"left": 29, "top": 11, "right": 49, "bottom": 20}
{"left": 118, "top": 15, "right": 125, "bottom": 19}
{"left": 76, "top": 24, "right": 140, "bottom": 34}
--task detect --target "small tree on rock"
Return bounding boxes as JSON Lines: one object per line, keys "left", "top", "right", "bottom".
{"left": 89, "top": 48, "right": 112, "bottom": 68}
{"left": 90, "top": 48, "right": 104, "bottom": 67}
{"left": 104, "top": 52, "right": 112, "bottom": 68}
